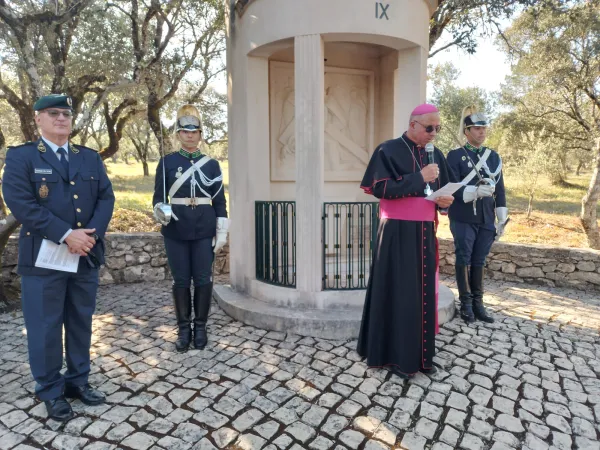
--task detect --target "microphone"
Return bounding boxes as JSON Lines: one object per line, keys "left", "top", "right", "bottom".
{"left": 425, "top": 142, "right": 447, "bottom": 212}
{"left": 425, "top": 143, "right": 435, "bottom": 165}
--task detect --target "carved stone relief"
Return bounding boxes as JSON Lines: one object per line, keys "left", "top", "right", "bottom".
{"left": 270, "top": 62, "right": 374, "bottom": 181}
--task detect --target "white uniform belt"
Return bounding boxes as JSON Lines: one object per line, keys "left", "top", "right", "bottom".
{"left": 170, "top": 197, "right": 211, "bottom": 206}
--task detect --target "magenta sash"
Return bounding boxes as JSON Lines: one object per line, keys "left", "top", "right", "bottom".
{"left": 379, "top": 198, "right": 435, "bottom": 222}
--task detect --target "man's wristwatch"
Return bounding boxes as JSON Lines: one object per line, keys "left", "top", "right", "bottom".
{"left": 91, "top": 233, "right": 99, "bottom": 242}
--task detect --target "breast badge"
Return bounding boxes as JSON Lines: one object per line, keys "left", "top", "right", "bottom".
{"left": 175, "top": 167, "right": 183, "bottom": 178}
{"left": 39, "top": 184, "right": 49, "bottom": 198}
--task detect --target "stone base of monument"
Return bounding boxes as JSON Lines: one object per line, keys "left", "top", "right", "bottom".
{"left": 213, "top": 284, "right": 456, "bottom": 340}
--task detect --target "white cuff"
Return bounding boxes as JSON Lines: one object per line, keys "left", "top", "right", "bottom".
{"left": 217, "top": 217, "right": 230, "bottom": 231}
{"left": 59, "top": 229, "right": 73, "bottom": 244}
{"left": 496, "top": 207, "right": 509, "bottom": 224}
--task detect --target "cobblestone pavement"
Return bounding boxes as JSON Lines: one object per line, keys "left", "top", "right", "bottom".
{"left": 1, "top": 278, "right": 600, "bottom": 450}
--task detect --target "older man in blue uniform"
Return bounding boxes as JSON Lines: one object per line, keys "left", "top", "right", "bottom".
{"left": 447, "top": 107, "right": 508, "bottom": 324}
{"left": 2, "top": 94, "right": 115, "bottom": 421}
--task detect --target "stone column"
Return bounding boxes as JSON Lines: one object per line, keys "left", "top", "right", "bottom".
{"left": 394, "top": 46, "right": 428, "bottom": 136}
{"left": 294, "top": 34, "right": 325, "bottom": 294}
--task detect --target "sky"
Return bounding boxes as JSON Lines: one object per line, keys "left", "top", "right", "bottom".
{"left": 427, "top": 35, "right": 513, "bottom": 96}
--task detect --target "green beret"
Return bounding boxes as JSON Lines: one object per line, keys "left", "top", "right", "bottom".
{"left": 33, "top": 94, "right": 73, "bottom": 111}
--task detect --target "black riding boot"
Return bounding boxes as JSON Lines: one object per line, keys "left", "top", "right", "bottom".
{"left": 456, "top": 265, "right": 475, "bottom": 323}
{"left": 471, "top": 266, "right": 494, "bottom": 323}
{"left": 173, "top": 286, "right": 192, "bottom": 352}
{"left": 193, "top": 283, "right": 213, "bottom": 350}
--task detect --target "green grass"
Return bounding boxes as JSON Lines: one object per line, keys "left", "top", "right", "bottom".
{"left": 503, "top": 170, "right": 593, "bottom": 216}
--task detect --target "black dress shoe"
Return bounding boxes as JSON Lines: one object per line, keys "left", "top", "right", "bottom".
{"left": 64, "top": 384, "right": 105, "bottom": 405}
{"left": 44, "top": 395, "right": 74, "bottom": 422}
{"left": 420, "top": 366, "right": 438, "bottom": 375}
{"left": 390, "top": 366, "right": 415, "bottom": 380}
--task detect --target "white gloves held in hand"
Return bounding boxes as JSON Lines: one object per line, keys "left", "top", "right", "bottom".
{"left": 212, "top": 217, "right": 230, "bottom": 254}
{"left": 463, "top": 183, "right": 495, "bottom": 203}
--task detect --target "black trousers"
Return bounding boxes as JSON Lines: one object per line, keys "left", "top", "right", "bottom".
{"left": 164, "top": 236, "right": 213, "bottom": 287}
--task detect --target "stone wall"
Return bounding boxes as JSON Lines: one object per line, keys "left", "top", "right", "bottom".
{"left": 3, "top": 233, "right": 600, "bottom": 291}
{"left": 2, "top": 233, "right": 230, "bottom": 290}
{"left": 438, "top": 238, "right": 600, "bottom": 291}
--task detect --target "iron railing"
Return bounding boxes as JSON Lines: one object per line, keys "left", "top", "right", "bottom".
{"left": 322, "top": 202, "right": 379, "bottom": 290}
{"left": 255, "top": 201, "right": 296, "bottom": 288}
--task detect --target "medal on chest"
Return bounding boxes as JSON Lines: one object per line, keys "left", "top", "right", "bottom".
{"left": 39, "top": 184, "right": 49, "bottom": 198}
{"left": 175, "top": 167, "right": 183, "bottom": 178}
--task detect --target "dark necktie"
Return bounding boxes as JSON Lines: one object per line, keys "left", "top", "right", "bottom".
{"left": 57, "top": 147, "right": 69, "bottom": 174}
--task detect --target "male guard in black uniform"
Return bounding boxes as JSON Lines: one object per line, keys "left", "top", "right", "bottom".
{"left": 2, "top": 94, "right": 115, "bottom": 421}
{"left": 447, "top": 107, "right": 508, "bottom": 323}
{"left": 152, "top": 105, "right": 228, "bottom": 353}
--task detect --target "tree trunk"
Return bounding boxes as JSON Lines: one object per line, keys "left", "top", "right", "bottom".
{"left": 576, "top": 160, "right": 585, "bottom": 176}
{"left": 527, "top": 191, "right": 534, "bottom": 219}
{"left": 549, "top": 170, "right": 566, "bottom": 186}
{"left": 580, "top": 140, "right": 600, "bottom": 249}
{"left": 142, "top": 160, "right": 149, "bottom": 177}
{"left": 0, "top": 214, "right": 20, "bottom": 304}
{"left": 0, "top": 135, "right": 21, "bottom": 303}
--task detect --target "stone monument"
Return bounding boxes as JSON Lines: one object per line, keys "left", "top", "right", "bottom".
{"left": 216, "top": 0, "right": 454, "bottom": 339}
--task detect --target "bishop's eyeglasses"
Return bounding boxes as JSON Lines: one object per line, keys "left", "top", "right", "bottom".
{"left": 414, "top": 121, "right": 442, "bottom": 134}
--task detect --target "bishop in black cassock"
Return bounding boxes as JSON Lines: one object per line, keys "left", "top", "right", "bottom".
{"left": 357, "top": 103, "right": 456, "bottom": 380}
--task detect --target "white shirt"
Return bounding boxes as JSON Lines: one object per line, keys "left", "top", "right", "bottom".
{"left": 41, "top": 136, "right": 72, "bottom": 243}
{"left": 41, "top": 136, "right": 69, "bottom": 162}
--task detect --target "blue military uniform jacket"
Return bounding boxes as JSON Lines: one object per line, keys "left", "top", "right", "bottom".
{"left": 447, "top": 146, "right": 506, "bottom": 226}
{"left": 152, "top": 151, "right": 227, "bottom": 240}
{"left": 2, "top": 139, "right": 115, "bottom": 275}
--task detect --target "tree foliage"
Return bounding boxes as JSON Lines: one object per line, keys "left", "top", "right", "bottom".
{"left": 498, "top": 0, "right": 600, "bottom": 248}
{"left": 428, "top": 0, "right": 555, "bottom": 56}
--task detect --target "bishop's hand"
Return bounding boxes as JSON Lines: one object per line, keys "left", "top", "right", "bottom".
{"left": 434, "top": 195, "right": 454, "bottom": 209}
{"left": 421, "top": 164, "right": 439, "bottom": 183}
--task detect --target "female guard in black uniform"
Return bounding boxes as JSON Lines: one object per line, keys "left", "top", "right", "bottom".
{"left": 152, "top": 105, "right": 229, "bottom": 352}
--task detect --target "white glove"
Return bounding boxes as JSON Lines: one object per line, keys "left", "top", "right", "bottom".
{"left": 463, "top": 184, "right": 495, "bottom": 203}
{"left": 495, "top": 207, "right": 509, "bottom": 241}
{"left": 212, "top": 217, "right": 230, "bottom": 253}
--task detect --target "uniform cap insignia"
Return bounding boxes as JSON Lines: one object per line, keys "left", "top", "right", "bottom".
{"left": 39, "top": 184, "right": 49, "bottom": 198}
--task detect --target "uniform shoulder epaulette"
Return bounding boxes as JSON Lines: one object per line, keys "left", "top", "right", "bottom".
{"left": 71, "top": 143, "right": 98, "bottom": 153}
{"left": 6, "top": 141, "right": 34, "bottom": 151}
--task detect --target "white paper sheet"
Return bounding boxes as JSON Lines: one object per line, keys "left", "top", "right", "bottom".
{"left": 425, "top": 182, "right": 464, "bottom": 201}
{"left": 35, "top": 239, "right": 80, "bottom": 273}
